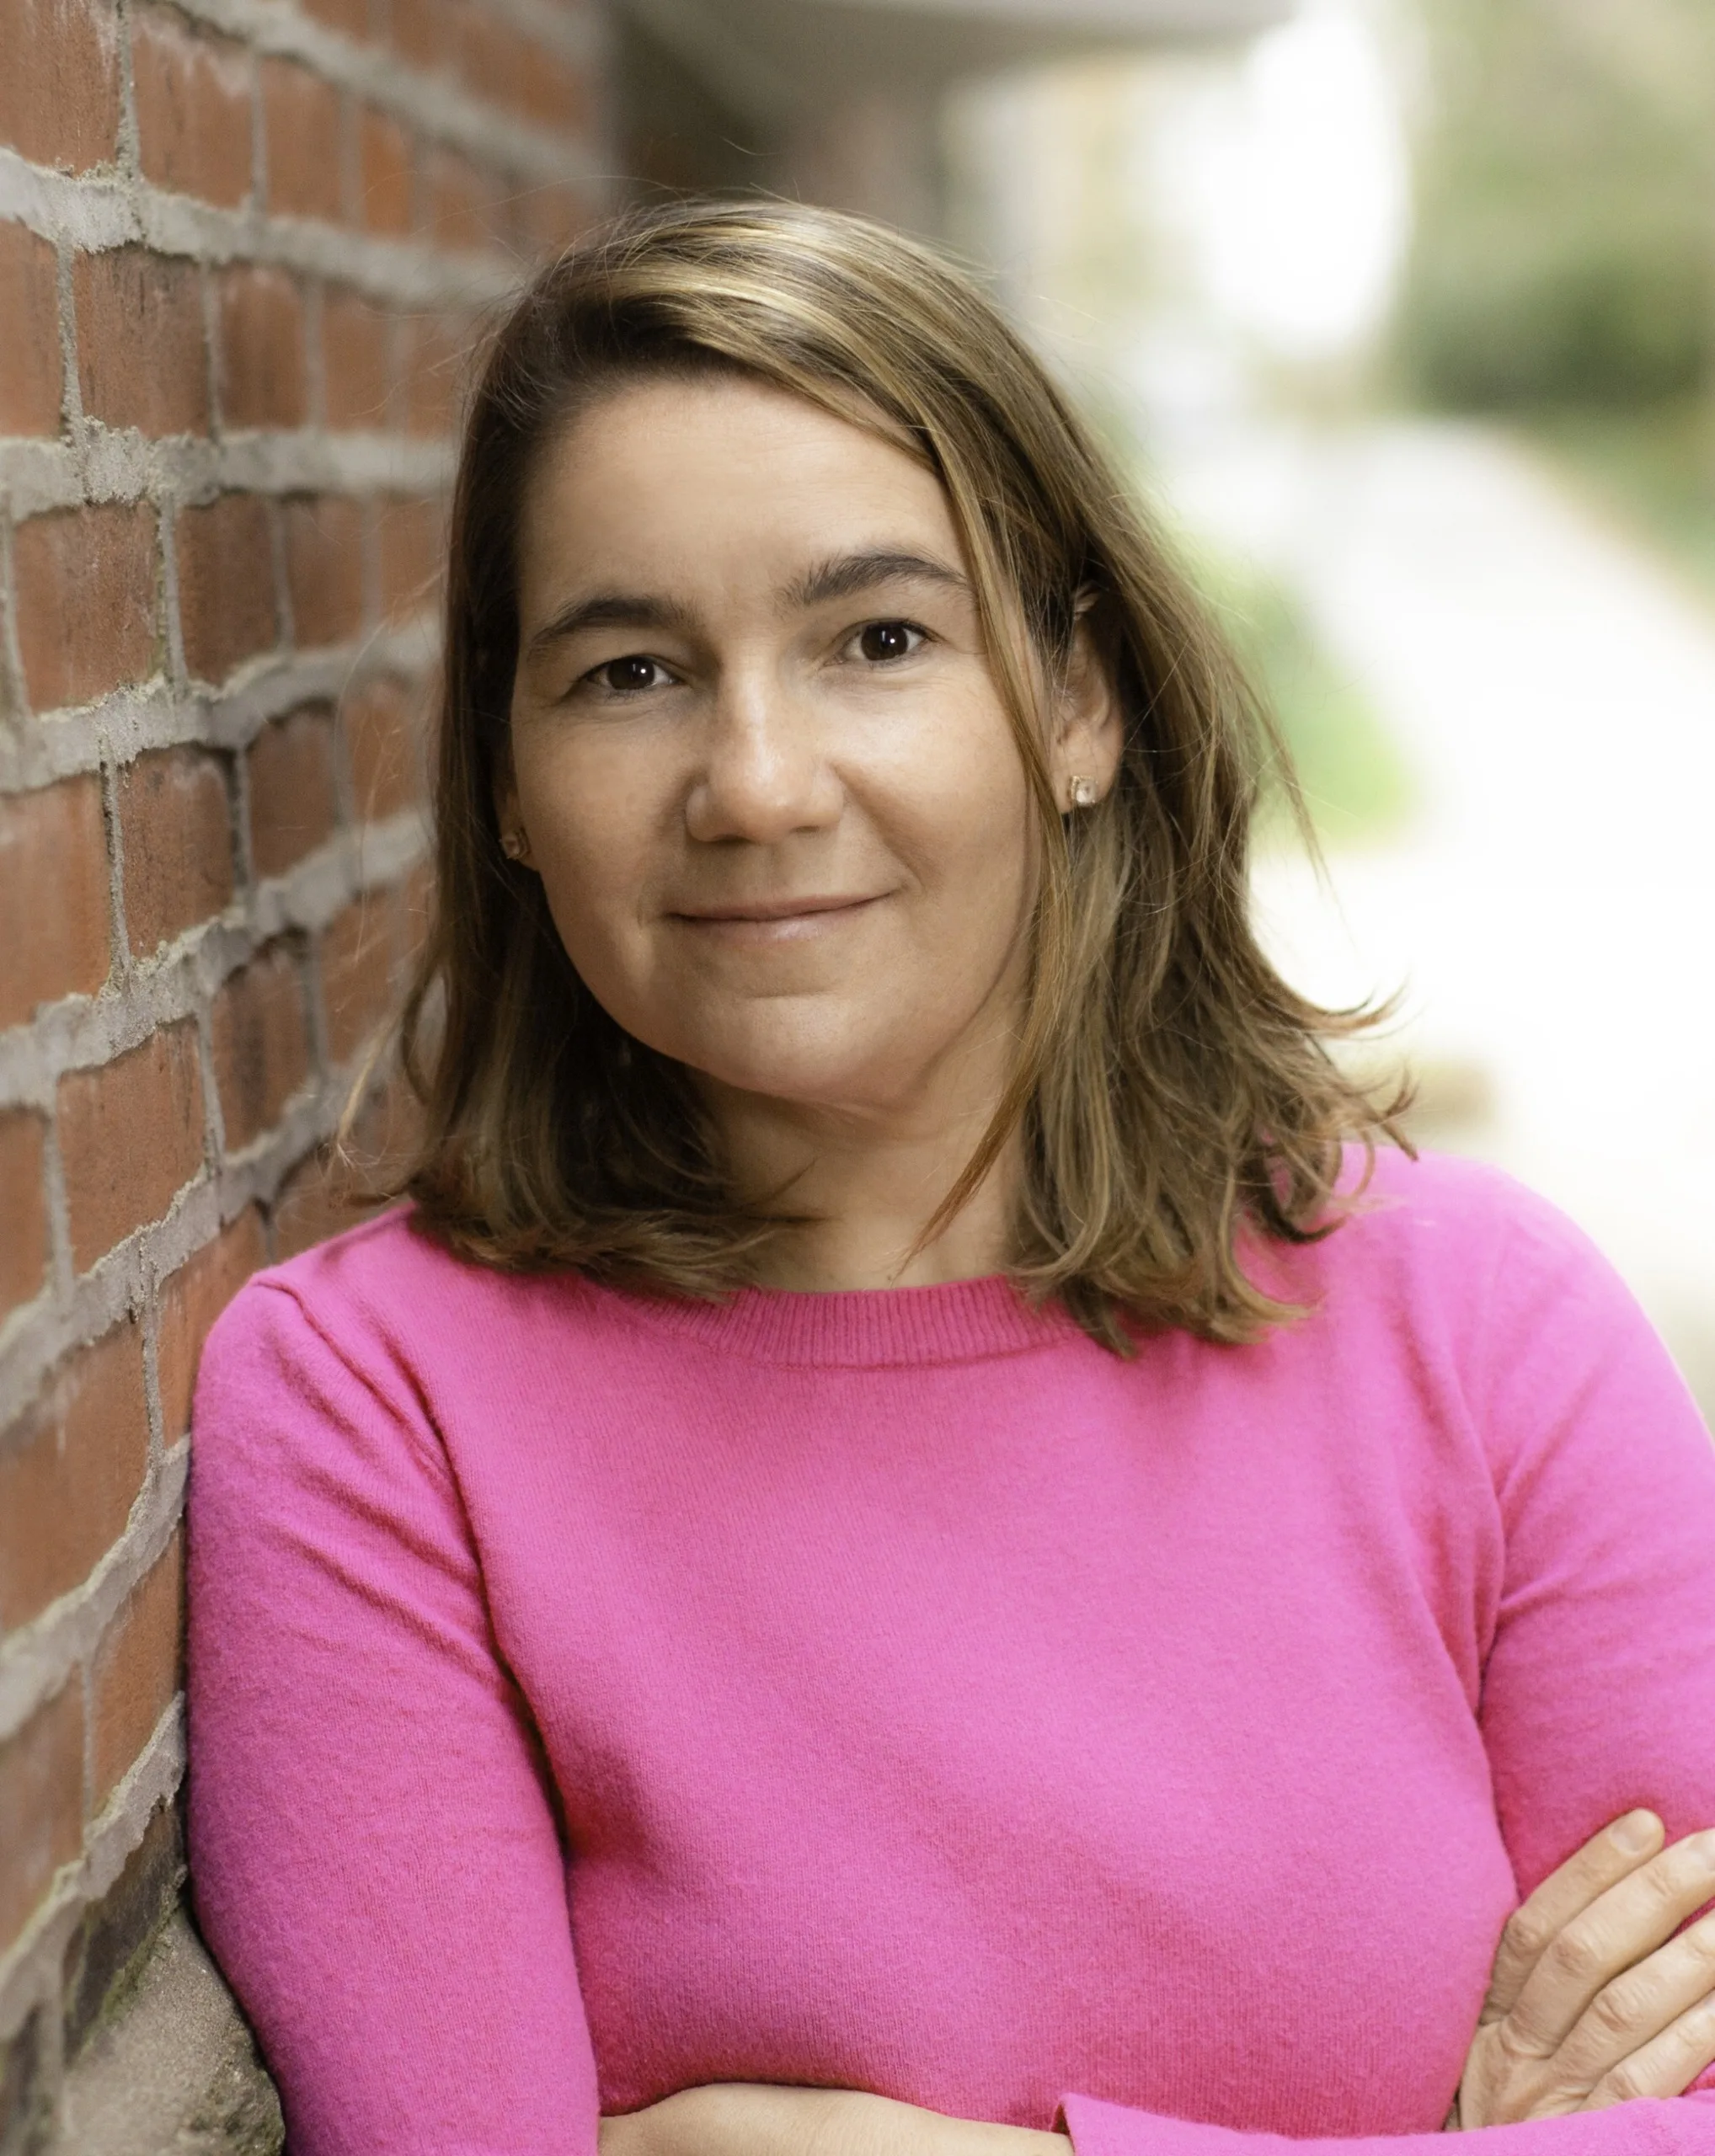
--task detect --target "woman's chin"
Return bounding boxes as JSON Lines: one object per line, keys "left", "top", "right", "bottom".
{"left": 679, "top": 1034, "right": 932, "bottom": 1122}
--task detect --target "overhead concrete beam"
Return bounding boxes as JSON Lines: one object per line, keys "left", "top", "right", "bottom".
{"left": 616, "top": 0, "right": 1296, "bottom": 232}
{"left": 620, "top": 0, "right": 1294, "bottom": 125}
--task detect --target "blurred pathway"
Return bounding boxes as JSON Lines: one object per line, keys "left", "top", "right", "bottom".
{"left": 1162, "top": 419, "right": 1715, "bottom": 1413}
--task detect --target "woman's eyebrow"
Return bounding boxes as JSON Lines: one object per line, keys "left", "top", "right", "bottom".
{"left": 526, "top": 590, "right": 697, "bottom": 654}
{"left": 525, "top": 552, "right": 968, "bottom": 656}
{"left": 785, "top": 549, "right": 970, "bottom": 610}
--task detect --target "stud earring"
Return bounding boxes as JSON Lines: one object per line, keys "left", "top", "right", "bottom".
{"left": 501, "top": 830, "right": 527, "bottom": 861}
{"left": 1068, "top": 776, "right": 1099, "bottom": 810}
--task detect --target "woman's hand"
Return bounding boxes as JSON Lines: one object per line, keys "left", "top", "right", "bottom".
{"left": 600, "top": 2084, "right": 1063, "bottom": 2156}
{"left": 1452, "top": 1811, "right": 1715, "bottom": 2127}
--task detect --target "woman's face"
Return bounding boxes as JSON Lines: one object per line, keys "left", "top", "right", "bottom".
{"left": 503, "top": 374, "right": 1114, "bottom": 1121}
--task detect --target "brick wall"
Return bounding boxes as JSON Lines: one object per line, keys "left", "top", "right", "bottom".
{"left": 0, "top": 0, "right": 608, "bottom": 2132}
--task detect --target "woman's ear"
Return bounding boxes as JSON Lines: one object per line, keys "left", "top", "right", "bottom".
{"left": 1051, "top": 606, "right": 1124, "bottom": 811}
{"left": 491, "top": 735, "right": 532, "bottom": 866}
{"left": 493, "top": 734, "right": 517, "bottom": 837}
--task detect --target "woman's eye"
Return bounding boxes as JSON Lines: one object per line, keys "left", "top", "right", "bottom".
{"left": 853, "top": 621, "right": 924, "bottom": 664}
{"left": 588, "top": 654, "right": 670, "bottom": 696}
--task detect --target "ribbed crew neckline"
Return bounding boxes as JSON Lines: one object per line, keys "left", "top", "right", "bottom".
{"left": 590, "top": 1269, "right": 1084, "bottom": 1369}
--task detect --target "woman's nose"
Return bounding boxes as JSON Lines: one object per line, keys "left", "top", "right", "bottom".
{"left": 682, "top": 671, "right": 841, "bottom": 846}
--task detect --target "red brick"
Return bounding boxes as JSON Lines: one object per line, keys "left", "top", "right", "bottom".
{"left": 261, "top": 60, "right": 345, "bottom": 224}
{"left": 402, "top": 311, "right": 467, "bottom": 437}
{"left": 423, "top": 149, "right": 505, "bottom": 252}
{"left": 282, "top": 495, "right": 366, "bottom": 649}
{"left": 0, "top": 776, "right": 111, "bottom": 1026}
{"left": 131, "top": 8, "right": 252, "bottom": 208}
{"left": 0, "top": 1684, "right": 83, "bottom": 1954}
{"left": 518, "top": 49, "right": 588, "bottom": 134}
{"left": 60, "top": 1799, "right": 182, "bottom": 2053}
{"left": 424, "top": 151, "right": 478, "bottom": 248}
{"left": 74, "top": 247, "right": 209, "bottom": 437}
{"left": 519, "top": 181, "right": 593, "bottom": 257}
{"left": 459, "top": 19, "right": 587, "bottom": 136}
{"left": 156, "top": 1207, "right": 264, "bottom": 1439}
{"left": 270, "top": 1061, "right": 414, "bottom": 1257}
{"left": 300, "top": 0, "right": 368, "bottom": 42}
{"left": 318, "top": 892, "right": 395, "bottom": 1063}
{"left": 388, "top": 0, "right": 447, "bottom": 72}
{"left": 175, "top": 494, "right": 278, "bottom": 683}
{"left": 270, "top": 1141, "right": 347, "bottom": 1259}
{"left": 215, "top": 265, "right": 307, "bottom": 430}
{"left": 0, "top": 0, "right": 121, "bottom": 173}
{"left": 347, "top": 1052, "right": 420, "bottom": 1163}
{"left": 399, "top": 857, "right": 433, "bottom": 958}
{"left": 0, "top": 1112, "right": 49, "bottom": 1321}
{"left": 321, "top": 285, "right": 392, "bottom": 428}
{"left": 57, "top": 1024, "right": 205, "bottom": 1270}
{"left": 12, "top": 504, "right": 158, "bottom": 709}
{"left": 116, "top": 748, "right": 233, "bottom": 956}
{"left": 454, "top": 5, "right": 528, "bottom": 115}
{"left": 0, "top": 223, "right": 65, "bottom": 435}
{"left": 91, "top": 1536, "right": 183, "bottom": 1807}
{"left": 0, "top": 1322, "right": 148, "bottom": 1631}
{"left": 248, "top": 703, "right": 339, "bottom": 876}
{"left": 356, "top": 106, "right": 412, "bottom": 235}
{"left": 210, "top": 942, "right": 311, "bottom": 1151}
{"left": 344, "top": 673, "right": 420, "bottom": 821}
{"left": 377, "top": 494, "right": 444, "bottom": 623}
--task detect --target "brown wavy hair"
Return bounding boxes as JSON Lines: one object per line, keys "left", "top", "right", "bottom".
{"left": 385, "top": 195, "right": 1406, "bottom": 1348}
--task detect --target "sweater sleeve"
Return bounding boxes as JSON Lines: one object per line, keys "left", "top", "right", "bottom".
{"left": 187, "top": 1274, "right": 601, "bottom": 2156}
{"left": 1058, "top": 2093, "right": 1708, "bottom": 2153}
{"left": 1062, "top": 1180, "right": 1715, "bottom": 2155}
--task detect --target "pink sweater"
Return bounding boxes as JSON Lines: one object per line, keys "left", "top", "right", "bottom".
{"left": 187, "top": 1150, "right": 1715, "bottom": 2154}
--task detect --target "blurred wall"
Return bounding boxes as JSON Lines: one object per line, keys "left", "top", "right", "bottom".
{"left": 613, "top": 6, "right": 948, "bottom": 234}
{"left": 617, "top": 7, "right": 788, "bottom": 199}
{"left": 0, "top": 0, "right": 607, "bottom": 2142}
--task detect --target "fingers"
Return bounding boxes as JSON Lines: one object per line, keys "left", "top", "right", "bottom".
{"left": 1483, "top": 1812, "right": 1664, "bottom": 2023}
{"left": 1556, "top": 1908, "right": 1715, "bottom": 2089}
{"left": 1503, "top": 1828, "right": 1715, "bottom": 2061}
{"left": 1585, "top": 1992, "right": 1715, "bottom": 2110}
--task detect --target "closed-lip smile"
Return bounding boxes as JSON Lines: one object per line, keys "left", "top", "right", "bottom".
{"left": 672, "top": 894, "right": 880, "bottom": 923}
{"left": 667, "top": 893, "right": 888, "bottom": 940}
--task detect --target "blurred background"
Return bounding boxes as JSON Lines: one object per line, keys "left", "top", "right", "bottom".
{"left": 625, "top": 0, "right": 1715, "bottom": 1414}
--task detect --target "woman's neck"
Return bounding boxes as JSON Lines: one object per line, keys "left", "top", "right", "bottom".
{"left": 703, "top": 1065, "right": 1022, "bottom": 1294}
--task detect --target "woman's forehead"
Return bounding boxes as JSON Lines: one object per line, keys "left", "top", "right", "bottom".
{"left": 516, "top": 375, "right": 973, "bottom": 626}
{"left": 532, "top": 372, "right": 940, "bottom": 519}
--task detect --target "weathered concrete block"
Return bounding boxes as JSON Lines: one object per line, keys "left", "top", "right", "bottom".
{"left": 46, "top": 1912, "right": 280, "bottom": 2156}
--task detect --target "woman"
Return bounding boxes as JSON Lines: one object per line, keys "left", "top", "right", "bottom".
{"left": 187, "top": 201, "right": 1715, "bottom": 2154}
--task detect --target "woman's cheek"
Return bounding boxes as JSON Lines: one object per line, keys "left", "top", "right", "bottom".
{"left": 530, "top": 829, "right": 654, "bottom": 1015}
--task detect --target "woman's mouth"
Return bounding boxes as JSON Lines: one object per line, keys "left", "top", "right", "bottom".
{"left": 668, "top": 894, "right": 887, "bottom": 942}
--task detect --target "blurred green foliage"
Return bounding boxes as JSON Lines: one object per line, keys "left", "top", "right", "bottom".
{"left": 1199, "top": 554, "right": 1416, "bottom": 850}
{"left": 1396, "top": 0, "right": 1715, "bottom": 411}
{"left": 1530, "top": 401, "right": 1715, "bottom": 598}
